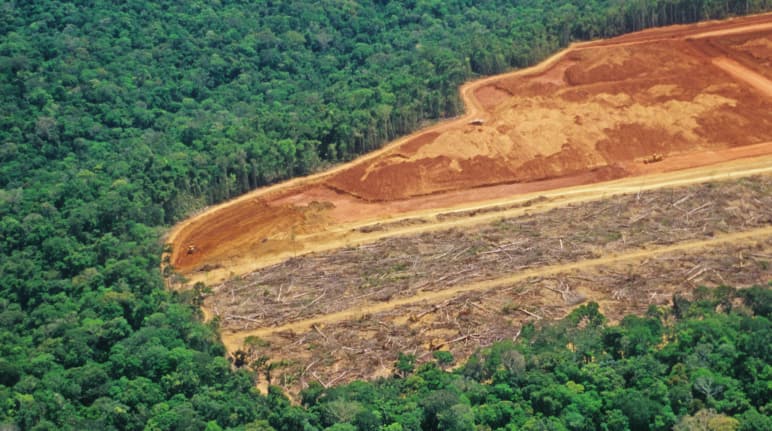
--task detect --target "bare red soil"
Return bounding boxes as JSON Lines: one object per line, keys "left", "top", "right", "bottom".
{"left": 168, "top": 14, "right": 772, "bottom": 281}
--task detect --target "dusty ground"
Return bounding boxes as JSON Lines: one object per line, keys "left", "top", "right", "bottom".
{"left": 213, "top": 175, "right": 771, "bottom": 393}
{"left": 692, "top": 26, "right": 772, "bottom": 81}
{"left": 166, "top": 14, "right": 772, "bottom": 283}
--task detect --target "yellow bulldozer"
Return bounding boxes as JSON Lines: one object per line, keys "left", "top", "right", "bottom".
{"left": 643, "top": 153, "right": 664, "bottom": 164}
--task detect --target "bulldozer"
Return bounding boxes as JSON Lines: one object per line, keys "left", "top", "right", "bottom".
{"left": 643, "top": 153, "right": 664, "bottom": 164}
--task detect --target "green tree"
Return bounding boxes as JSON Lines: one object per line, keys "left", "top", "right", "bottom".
{"left": 395, "top": 353, "right": 416, "bottom": 378}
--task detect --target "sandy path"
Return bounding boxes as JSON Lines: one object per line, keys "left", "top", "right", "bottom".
{"left": 589, "top": 13, "right": 772, "bottom": 46}
{"left": 167, "top": 13, "right": 772, "bottom": 284}
{"left": 689, "top": 20, "right": 772, "bottom": 39}
{"left": 219, "top": 226, "right": 772, "bottom": 350}
{"left": 711, "top": 56, "right": 772, "bottom": 97}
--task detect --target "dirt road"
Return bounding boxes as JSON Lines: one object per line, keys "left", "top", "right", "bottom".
{"left": 711, "top": 56, "right": 772, "bottom": 97}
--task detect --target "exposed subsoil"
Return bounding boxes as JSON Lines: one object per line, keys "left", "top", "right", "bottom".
{"left": 167, "top": 14, "right": 772, "bottom": 282}
{"left": 326, "top": 33, "right": 772, "bottom": 202}
{"left": 692, "top": 26, "right": 772, "bottom": 80}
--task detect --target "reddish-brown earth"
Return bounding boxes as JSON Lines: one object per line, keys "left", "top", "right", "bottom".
{"left": 168, "top": 14, "right": 772, "bottom": 284}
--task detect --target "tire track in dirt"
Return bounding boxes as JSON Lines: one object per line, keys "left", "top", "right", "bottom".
{"left": 219, "top": 225, "right": 772, "bottom": 351}
{"left": 686, "top": 26, "right": 772, "bottom": 98}
{"left": 580, "top": 20, "right": 772, "bottom": 51}
{"left": 711, "top": 57, "right": 772, "bottom": 97}
{"left": 688, "top": 20, "right": 772, "bottom": 39}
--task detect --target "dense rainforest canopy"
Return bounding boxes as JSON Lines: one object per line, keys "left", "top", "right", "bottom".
{"left": 0, "top": 0, "right": 770, "bottom": 429}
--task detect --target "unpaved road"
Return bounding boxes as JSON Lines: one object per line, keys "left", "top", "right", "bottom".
{"left": 711, "top": 56, "right": 772, "bottom": 97}
{"left": 219, "top": 225, "right": 772, "bottom": 351}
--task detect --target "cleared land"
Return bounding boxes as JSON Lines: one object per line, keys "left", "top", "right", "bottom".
{"left": 211, "top": 177, "right": 772, "bottom": 333}
{"left": 167, "top": 14, "right": 772, "bottom": 283}
{"left": 213, "top": 175, "right": 771, "bottom": 392}
{"left": 238, "top": 236, "right": 769, "bottom": 390}
{"left": 163, "top": 15, "right": 772, "bottom": 394}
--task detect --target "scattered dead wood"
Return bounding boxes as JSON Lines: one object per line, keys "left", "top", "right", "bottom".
{"left": 208, "top": 176, "right": 771, "bottom": 333}
{"left": 436, "top": 196, "right": 550, "bottom": 220}
{"left": 243, "top": 236, "right": 771, "bottom": 395}
{"left": 208, "top": 177, "right": 771, "bottom": 395}
{"left": 516, "top": 307, "right": 543, "bottom": 319}
{"left": 259, "top": 233, "right": 768, "bottom": 394}
{"left": 357, "top": 217, "right": 428, "bottom": 233}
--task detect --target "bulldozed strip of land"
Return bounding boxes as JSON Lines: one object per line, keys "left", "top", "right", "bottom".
{"left": 208, "top": 176, "right": 771, "bottom": 333}
{"left": 692, "top": 27, "right": 772, "bottom": 80}
{"left": 232, "top": 235, "right": 771, "bottom": 392}
{"left": 173, "top": 154, "right": 772, "bottom": 287}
